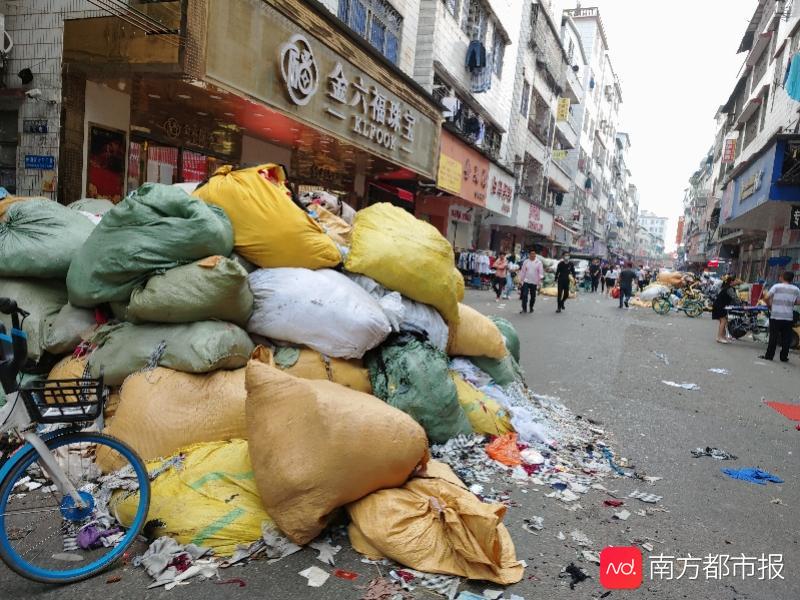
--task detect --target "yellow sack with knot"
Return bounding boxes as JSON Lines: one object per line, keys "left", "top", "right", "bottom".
{"left": 273, "top": 345, "right": 372, "bottom": 394}
{"left": 193, "top": 164, "right": 341, "bottom": 269}
{"left": 447, "top": 304, "right": 507, "bottom": 358}
{"left": 114, "top": 440, "right": 270, "bottom": 556}
{"left": 450, "top": 372, "right": 513, "bottom": 436}
{"left": 345, "top": 203, "right": 460, "bottom": 323}
{"left": 347, "top": 461, "right": 524, "bottom": 584}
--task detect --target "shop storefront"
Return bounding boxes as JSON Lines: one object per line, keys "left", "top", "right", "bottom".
{"left": 416, "top": 130, "right": 490, "bottom": 247}
{"left": 721, "top": 135, "right": 800, "bottom": 280}
{"left": 60, "top": 0, "right": 440, "bottom": 207}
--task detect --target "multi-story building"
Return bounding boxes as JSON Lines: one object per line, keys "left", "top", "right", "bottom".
{"left": 555, "top": 5, "right": 628, "bottom": 259}
{"left": 638, "top": 210, "right": 668, "bottom": 247}
{"left": 688, "top": 0, "right": 800, "bottom": 282}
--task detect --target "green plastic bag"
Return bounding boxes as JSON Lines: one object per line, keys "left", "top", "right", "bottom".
{"left": 0, "top": 278, "right": 67, "bottom": 361}
{"left": 366, "top": 337, "right": 471, "bottom": 444}
{"left": 126, "top": 256, "right": 253, "bottom": 326}
{"left": 67, "top": 198, "right": 115, "bottom": 215}
{"left": 470, "top": 354, "right": 525, "bottom": 387}
{"left": 87, "top": 321, "right": 255, "bottom": 385}
{"left": 66, "top": 183, "right": 234, "bottom": 307}
{"left": 0, "top": 200, "right": 95, "bottom": 279}
{"left": 489, "top": 316, "right": 520, "bottom": 362}
{"left": 42, "top": 303, "right": 97, "bottom": 355}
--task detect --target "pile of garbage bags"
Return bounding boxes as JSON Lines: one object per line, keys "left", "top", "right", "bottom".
{"left": 0, "top": 164, "right": 556, "bottom": 585}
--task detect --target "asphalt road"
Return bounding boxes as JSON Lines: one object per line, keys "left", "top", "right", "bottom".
{"left": 1, "top": 288, "right": 797, "bottom": 599}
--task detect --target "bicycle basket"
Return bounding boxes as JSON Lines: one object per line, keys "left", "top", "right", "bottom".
{"left": 20, "top": 378, "right": 105, "bottom": 424}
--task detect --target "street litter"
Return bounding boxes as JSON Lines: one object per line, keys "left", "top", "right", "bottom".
{"left": 299, "top": 566, "right": 331, "bottom": 587}
{"left": 562, "top": 563, "right": 589, "bottom": 589}
{"left": 310, "top": 540, "right": 341, "bottom": 565}
{"left": 482, "top": 590, "right": 504, "bottom": 599}
{"left": 691, "top": 447, "right": 738, "bottom": 460}
{"left": 523, "top": 516, "right": 544, "bottom": 533}
{"left": 557, "top": 532, "right": 566, "bottom": 540}
{"left": 334, "top": 570, "right": 360, "bottom": 581}
{"left": 628, "top": 490, "right": 663, "bottom": 503}
{"left": 361, "top": 577, "right": 415, "bottom": 600}
{"left": 604, "top": 499, "right": 624, "bottom": 507}
{"left": 721, "top": 468, "right": 784, "bottom": 485}
{"left": 570, "top": 529, "right": 592, "bottom": 547}
{"left": 654, "top": 351, "right": 669, "bottom": 365}
{"left": 708, "top": 368, "right": 730, "bottom": 375}
{"left": 613, "top": 510, "right": 631, "bottom": 521}
{"left": 764, "top": 400, "right": 800, "bottom": 422}
{"left": 662, "top": 380, "right": 700, "bottom": 390}
{"left": 770, "top": 498, "right": 785, "bottom": 505}
{"left": 582, "top": 550, "right": 601, "bottom": 564}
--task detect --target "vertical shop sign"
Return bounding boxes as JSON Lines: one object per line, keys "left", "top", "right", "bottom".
{"left": 556, "top": 97, "right": 570, "bottom": 122}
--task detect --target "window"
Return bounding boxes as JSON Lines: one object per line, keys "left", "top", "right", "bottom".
{"left": 567, "top": 39, "right": 575, "bottom": 64}
{"left": 339, "top": 0, "right": 402, "bottom": 64}
{"left": 492, "top": 28, "right": 505, "bottom": 77}
{"left": 520, "top": 80, "right": 530, "bottom": 116}
{"left": 759, "top": 88, "right": 769, "bottom": 131}
{"left": 462, "top": 0, "right": 487, "bottom": 42}
{"left": 443, "top": 0, "right": 459, "bottom": 18}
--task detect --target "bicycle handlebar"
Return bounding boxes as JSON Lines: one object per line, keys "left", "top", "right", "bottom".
{"left": 0, "top": 298, "right": 28, "bottom": 317}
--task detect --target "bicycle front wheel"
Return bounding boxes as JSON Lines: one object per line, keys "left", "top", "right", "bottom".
{"left": 0, "top": 432, "right": 150, "bottom": 584}
{"left": 683, "top": 301, "right": 704, "bottom": 318}
{"left": 652, "top": 297, "right": 671, "bottom": 315}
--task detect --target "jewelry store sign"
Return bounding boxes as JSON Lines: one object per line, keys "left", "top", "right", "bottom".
{"left": 205, "top": 0, "right": 437, "bottom": 178}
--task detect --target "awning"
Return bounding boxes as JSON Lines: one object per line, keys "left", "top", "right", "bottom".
{"left": 369, "top": 182, "right": 414, "bottom": 203}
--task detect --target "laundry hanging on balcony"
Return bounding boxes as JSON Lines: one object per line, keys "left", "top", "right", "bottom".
{"left": 470, "top": 53, "right": 493, "bottom": 93}
{"left": 465, "top": 40, "right": 487, "bottom": 69}
{"left": 783, "top": 52, "right": 800, "bottom": 101}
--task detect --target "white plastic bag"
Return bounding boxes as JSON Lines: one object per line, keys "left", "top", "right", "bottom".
{"left": 639, "top": 284, "right": 669, "bottom": 301}
{"left": 348, "top": 273, "right": 449, "bottom": 351}
{"left": 247, "top": 268, "right": 391, "bottom": 359}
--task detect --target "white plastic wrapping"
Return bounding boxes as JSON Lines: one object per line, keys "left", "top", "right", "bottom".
{"left": 247, "top": 268, "right": 392, "bottom": 359}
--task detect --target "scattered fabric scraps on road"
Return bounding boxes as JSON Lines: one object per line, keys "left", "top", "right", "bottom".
{"left": 662, "top": 380, "right": 700, "bottom": 390}
{"left": 708, "top": 368, "right": 730, "bottom": 375}
{"left": 721, "top": 468, "right": 784, "bottom": 485}
{"left": 691, "top": 447, "right": 738, "bottom": 460}
{"left": 628, "top": 490, "right": 663, "bottom": 503}
{"left": 764, "top": 401, "right": 800, "bottom": 421}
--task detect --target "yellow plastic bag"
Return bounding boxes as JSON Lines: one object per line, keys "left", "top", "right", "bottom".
{"left": 447, "top": 304, "right": 507, "bottom": 359}
{"left": 539, "top": 286, "right": 576, "bottom": 298}
{"left": 114, "top": 440, "right": 269, "bottom": 556}
{"left": 345, "top": 203, "right": 460, "bottom": 323}
{"left": 246, "top": 359, "right": 429, "bottom": 544}
{"left": 311, "top": 205, "right": 352, "bottom": 246}
{"left": 97, "top": 367, "right": 246, "bottom": 471}
{"left": 451, "top": 373, "right": 513, "bottom": 436}
{"left": 347, "top": 461, "right": 524, "bottom": 584}
{"left": 193, "top": 165, "right": 341, "bottom": 269}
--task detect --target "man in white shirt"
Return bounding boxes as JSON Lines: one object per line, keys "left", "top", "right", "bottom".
{"left": 761, "top": 271, "right": 800, "bottom": 362}
{"left": 517, "top": 248, "right": 544, "bottom": 314}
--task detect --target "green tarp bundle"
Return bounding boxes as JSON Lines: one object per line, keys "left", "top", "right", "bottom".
{"left": 489, "top": 316, "right": 520, "bottom": 362}
{"left": 126, "top": 256, "right": 253, "bottom": 326}
{"left": 87, "top": 321, "right": 254, "bottom": 386}
{"left": 0, "top": 278, "right": 67, "bottom": 361}
{"left": 0, "top": 200, "right": 95, "bottom": 278}
{"left": 470, "top": 354, "right": 525, "bottom": 387}
{"left": 67, "top": 183, "right": 234, "bottom": 307}
{"left": 366, "top": 336, "right": 471, "bottom": 444}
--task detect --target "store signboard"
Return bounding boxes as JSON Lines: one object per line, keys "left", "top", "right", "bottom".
{"left": 437, "top": 130, "right": 489, "bottom": 207}
{"left": 449, "top": 204, "right": 474, "bottom": 224}
{"left": 24, "top": 155, "right": 55, "bottom": 170}
{"left": 722, "top": 136, "right": 737, "bottom": 164}
{"left": 437, "top": 154, "right": 462, "bottom": 195}
{"left": 556, "top": 97, "right": 570, "bottom": 122}
{"left": 205, "top": 0, "right": 439, "bottom": 179}
{"left": 486, "top": 163, "right": 514, "bottom": 216}
{"left": 528, "top": 203, "right": 554, "bottom": 236}
{"left": 791, "top": 205, "right": 800, "bottom": 230}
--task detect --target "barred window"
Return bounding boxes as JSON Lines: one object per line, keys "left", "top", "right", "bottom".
{"left": 339, "top": 0, "right": 402, "bottom": 64}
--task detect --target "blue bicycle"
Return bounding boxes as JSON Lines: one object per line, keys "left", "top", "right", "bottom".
{"left": 0, "top": 297, "right": 150, "bottom": 583}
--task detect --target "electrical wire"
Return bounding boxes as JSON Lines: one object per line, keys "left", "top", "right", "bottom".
{"left": 84, "top": 0, "right": 183, "bottom": 47}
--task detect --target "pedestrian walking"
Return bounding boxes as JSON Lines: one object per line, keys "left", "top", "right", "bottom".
{"left": 637, "top": 264, "right": 646, "bottom": 291}
{"left": 492, "top": 254, "right": 508, "bottom": 302}
{"left": 600, "top": 263, "right": 610, "bottom": 293}
{"left": 760, "top": 271, "right": 800, "bottom": 362}
{"left": 518, "top": 248, "right": 544, "bottom": 314}
{"left": 711, "top": 275, "right": 739, "bottom": 344}
{"left": 589, "top": 258, "right": 601, "bottom": 293}
{"left": 555, "top": 252, "right": 576, "bottom": 313}
{"left": 504, "top": 255, "right": 519, "bottom": 299}
{"left": 618, "top": 262, "right": 637, "bottom": 308}
{"left": 606, "top": 265, "right": 619, "bottom": 297}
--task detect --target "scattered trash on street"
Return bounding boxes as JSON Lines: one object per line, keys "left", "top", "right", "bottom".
{"left": 721, "top": 468, "right": 784, "bottom": 485}
{"left": 628, "top": 490, "right": 663, "bottom": 504}
{"left": 613, "top": 510, "right": 631, "bottom": 521}
{"left": 523, "top": 516, "right": 544, "bottom": 533}
{"left": 561, "top": 563, "right": 589, "bottom": 589}
{"left": 691, "top": 447, "right": 738, "bottom": 460}
{"left": 708, "top": 368, "right": 730, "bottom": 375}
{"left": 299, "top": 566, "right": 330, "bottom": 588}
{"left": 662, "top": 380, "right": 700, "bottom": 390}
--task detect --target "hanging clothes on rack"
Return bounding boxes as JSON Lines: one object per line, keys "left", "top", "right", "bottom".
{"left": 465, "top": 40, "right": 487, "bottom": 70}
{"left": 785, "top": 52, "right": 800, "bottom": 101}
{"left": 470, "top": 53, "right": 493, "bottom": 93}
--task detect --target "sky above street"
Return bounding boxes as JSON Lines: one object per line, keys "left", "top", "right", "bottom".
{"left": 561, "top": 0, "right": 756, "bottom": 252}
